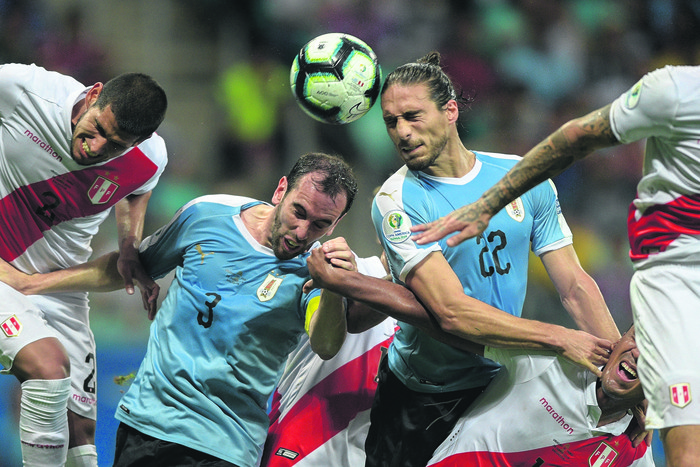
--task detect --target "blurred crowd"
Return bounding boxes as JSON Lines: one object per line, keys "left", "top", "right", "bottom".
{"left": 181, "top": 0, "right": 700, "bottom": 330}
{"left": 1, "top": 0, "right": 699, "bottom": 464}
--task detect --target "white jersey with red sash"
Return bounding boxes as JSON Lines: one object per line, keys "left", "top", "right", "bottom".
{"left": 610, "top": 65, "right": 700, "bottom": 267}
{"left": 0, "top": 63, "right": 167, "bottom": 274}
{"left": 262, "top": 255, "right": 397, "bottom": 467}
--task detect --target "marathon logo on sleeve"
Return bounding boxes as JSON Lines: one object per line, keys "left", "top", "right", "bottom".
{"left": 382, "top": 210, "right": 412, "bottom": 244}
{"left": 1, "top": 315, "right": 23, "bottom": 337}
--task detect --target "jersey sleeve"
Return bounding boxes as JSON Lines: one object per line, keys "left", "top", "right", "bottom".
{"left": 529, "top": 179, "right": 573, "bottom": 256}
{"left": 610, "top": 66, "right": 678, "bottom": 143}
{"left": 371, "top": 189, "right": 441, "bottom": 283}
{"left": 127, "top": 133, "right": 168, "bottom": 195}
{"left": 0, "top": 63, "right": 27, "bottom": 119}
{"left": 138, "top": 199, "right": 202, "bottom": 279}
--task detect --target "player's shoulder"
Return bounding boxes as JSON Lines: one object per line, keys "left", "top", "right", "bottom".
{"left": 0, "top": 63, "right": 82, "bottom": 93}
{"left": 0, "top": 63, "right": 83, "bottom": 109}
{"left": 473, "top": 150, "right": 521, "bottom": 172}
{"left": 177, "top": 195, "right": 262, "bottom": 221}
{"left": 373, "top": 165, "right": 411, "bottom": 210}
{"left": 134, "top": 132, "right": 168, "bottom": 164}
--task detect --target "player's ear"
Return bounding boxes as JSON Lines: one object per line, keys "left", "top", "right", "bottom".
{"left": 445, "top": 99, "right": 459, "bottom": 125}
{"left": 85, "top": 83, "right": 104, "bottom": 106}
{"left": 271, "top": 176, "right": 289, "bottom": 205}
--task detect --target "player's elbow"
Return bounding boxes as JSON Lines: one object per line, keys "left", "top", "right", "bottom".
{"left": 312, "top": 340, "right": 343, "bottom": 361}
{"left": 429, "top": 302, "right": 466, "bottom": 335}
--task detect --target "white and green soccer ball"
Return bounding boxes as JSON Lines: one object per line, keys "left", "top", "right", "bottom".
{"left": 291, "top": 33, "right": 382, "bottom": 125}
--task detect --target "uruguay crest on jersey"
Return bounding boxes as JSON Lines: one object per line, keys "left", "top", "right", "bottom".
{"left": 258, "top": 273, "right": 284, "bottom": 302}
{"left": 505, "top": 198, "right": 525, "bottom": 222}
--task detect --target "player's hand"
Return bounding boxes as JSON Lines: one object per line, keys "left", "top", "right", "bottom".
{"left": 321, "top": 237, "right": 357, "bottom": 272}
{"left": 411, "top": 201, "right": 493, "bottom": 247}
{"left": 304, "top": 247, "right": 336, "bottom": 293}
{"left": 117, "top": 245, "right": 159, "bottom": 319}
{"left": 626, "top": 400, "right": 652, "bottom": 447}
{"left": 557, "top": 328, "right": 613, "bottom": 377}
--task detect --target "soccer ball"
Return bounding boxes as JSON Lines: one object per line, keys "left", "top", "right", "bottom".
{"left": 290, "top": 33, "right": 382, "bottom": 125}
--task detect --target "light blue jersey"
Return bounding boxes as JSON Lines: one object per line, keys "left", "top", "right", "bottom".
{"left": 372, "top": 152, "right": 572, "bottom": 393}
{"left": 115, "top": 195, "right": 319, "bottom": 467}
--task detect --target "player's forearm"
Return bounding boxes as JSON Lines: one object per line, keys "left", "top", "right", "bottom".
{"left": 323, "top": 269, "right": 423, "bottom": 326}
{"left": 308, "top": 289, "right": 347, "bottom": 360}
{"left": 3, "top": 252, "right": 123, "bottom": 295}
{"left": 327, "top": 270, "right": 485, "bottom": 354}
{"left": 480, "top": 104, "right": 617, "bottom": 216}
{"left": 560, "top": 273, "right": 621, "bottom": 342}
{"left": 115, "top": 192, "right": 151, "bottom": 251}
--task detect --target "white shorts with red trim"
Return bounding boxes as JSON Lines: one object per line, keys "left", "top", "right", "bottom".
{"left": 630, "top": 263, "right": 700, "bottom": 429}
{"left": 0, "top": 281, "right": 97, "bottom": 420}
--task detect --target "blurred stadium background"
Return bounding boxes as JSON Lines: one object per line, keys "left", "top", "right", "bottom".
{"left": 2, "top": 0, "right": 699, "bottom": 464}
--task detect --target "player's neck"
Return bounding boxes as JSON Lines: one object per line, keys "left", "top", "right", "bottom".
{"left": 596, "top": 383, "right": 635, "bottom": 427}
{"left": 240, "top": 203, "right": 275, "bottom": 248}
{"left": 425, "top": 144, "right": 475, "bottom": 178}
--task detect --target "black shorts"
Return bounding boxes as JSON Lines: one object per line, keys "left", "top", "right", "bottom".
{"left": 113, "top": 422, "right": 239, "bottom": 467}
{"left": 364, "top": 357, "right": 490, "bottom": 467}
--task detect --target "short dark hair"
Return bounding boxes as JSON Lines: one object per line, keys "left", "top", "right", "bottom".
{"left": 286, "top": 152, "right": 358, "bottom": 217}
{"left": 94, "top": 72, "right": 167, "bottom": 138}
{"left": 381, "top": 51, "right": 473, "bottom": 111}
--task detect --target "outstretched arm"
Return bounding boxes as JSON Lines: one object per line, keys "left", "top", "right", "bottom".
{"left": 0, "top": 252, "right": 159, "bottom": 316}
{"left": 411, "top": 103, "right": 620, "bottom": 246}
{"left": 406, "top": 252, "right": 613, "bottom": 376}
{"left": 306, "top": 247, "right": 484, "bottom": 355}
{"left": 0, "top": 252, "right": 123, "bottom": 294}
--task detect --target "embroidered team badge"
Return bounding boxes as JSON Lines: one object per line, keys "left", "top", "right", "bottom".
{"left": 257, "top": 273, "right": 283, "bottom": 302}
{"left": 670, "top": 383, "right": 692, "bottom": 408}
{"left": 1, "top": 315, "right": 23, "bottom": 337}
{"left": 589, "top": 442, "right": 618, "bottom": 467}
{"left": 505, "top": 198, "right": 525, "bottom": 222}
{"left": 382, "top": 210, "right": 412, "bottom": 244}
{"left": 88, "top": 176, "right": 119, "bottom": 205}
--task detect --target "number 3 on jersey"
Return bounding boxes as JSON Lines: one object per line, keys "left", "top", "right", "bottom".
{"left": 197, "top": 293, "right": 221, "bottom": 328}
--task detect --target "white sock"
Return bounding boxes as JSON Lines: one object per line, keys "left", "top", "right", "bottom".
{"left": 19, "top": 377, "right": 71, "bottom": 467}
{"left": 66, "top": 444, "right": 98, "bottom": 467}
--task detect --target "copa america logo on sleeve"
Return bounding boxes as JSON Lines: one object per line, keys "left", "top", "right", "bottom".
{"left": 382, "top": 210, "right": 412, "bottom": 244}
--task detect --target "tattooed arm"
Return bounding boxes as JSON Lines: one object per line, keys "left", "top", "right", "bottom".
{"left": 412, "top": 103, "right": 621, "bottom": 246}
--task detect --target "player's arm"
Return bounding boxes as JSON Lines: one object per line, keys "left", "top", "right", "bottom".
{"left": 406, "top": 251, "right": 613, "bottom": 376}
{"left": 115, "top": 191, "right": 159, "bottom": 315}
{"left": 540, "top": 245, "right": 621, "bottom": 342}
{"left": 306, "top": 247, "right": 484, "bottom": 354}
{"left": 0, "top": 252, "right": 124, "bottom": 294}
{"left": 412, "top": 103, "right": 620, "bottom": 246}
{"left": 306, "top": 238, "right": 353, "bottom": 360}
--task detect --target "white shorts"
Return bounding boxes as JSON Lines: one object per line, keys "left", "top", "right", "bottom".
{"left": 0, "top": 281, "right": 97, "bottom": 420}
{"left": 630, "top": 263, "right": 700, "bottom": 430}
